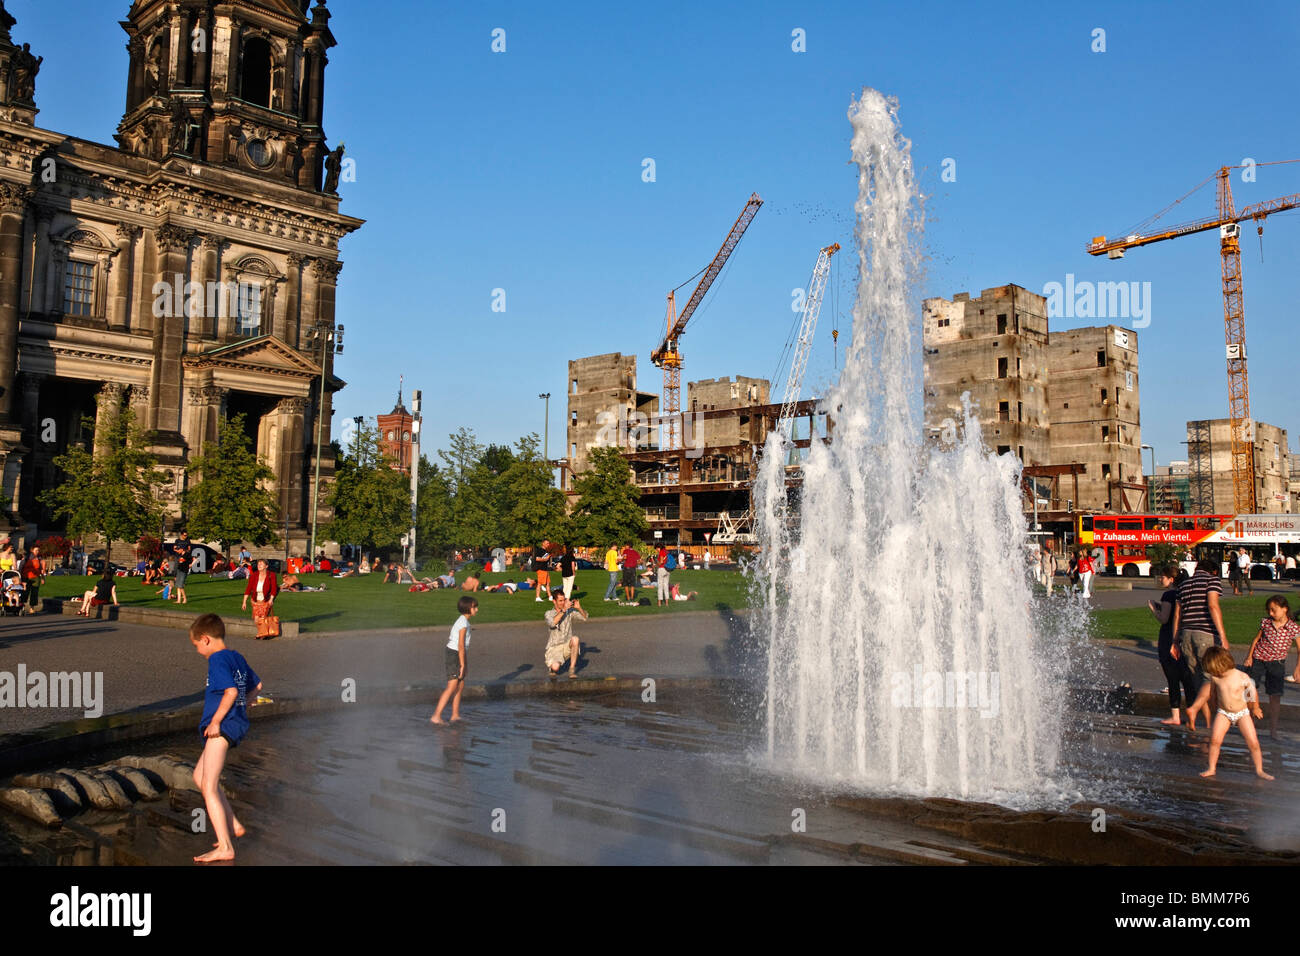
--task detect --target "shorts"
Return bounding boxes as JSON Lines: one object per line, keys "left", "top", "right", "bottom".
{"left": 444, "top": 647, "right": 464, "bottom": 681}
{"left": 199, "top": 725, "right": 240, "bottom": 748}
{"left": 174, "top": 570, "right": 188, "bottom": 588}
{"left": 1249, "top": 659, "right": 1285, "bottom": 696}
{"left": 622, "top": 568, "right": 636, "bottom": 588}
{"left": 536, "top": 569, "right": 550, "bottom": 585}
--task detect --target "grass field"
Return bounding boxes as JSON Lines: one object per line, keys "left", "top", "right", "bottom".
{"left": 1089, "top": 592, "right": 1284, "bottom": 645}
{"left": 37, "top": 568, "right": 750, "bottom": 633}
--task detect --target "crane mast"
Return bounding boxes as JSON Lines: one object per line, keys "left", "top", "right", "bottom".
{"left": 777, "top": 243, "right": 839, "bottom": 444}
{"left": 1087, "top": 161, "right": 1300, "bottom": 514}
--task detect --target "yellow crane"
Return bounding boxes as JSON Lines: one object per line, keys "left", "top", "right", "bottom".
{"left": 652, "top": 193, "right": 763, "bottom": 450}
{"left": 1087, "top": 162, "right": 1300, "bottom": 513}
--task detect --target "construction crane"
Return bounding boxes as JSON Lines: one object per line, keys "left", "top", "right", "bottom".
{"left": 1087, "top": 162, "right": 1300, "bottom": 514}
{"left": 776, "top": 242, "right": 840, "bottom": 445}
{"left": 652, "top": 192, "right": 763, "bottom": 450}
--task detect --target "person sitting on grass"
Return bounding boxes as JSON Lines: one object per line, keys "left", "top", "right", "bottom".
{"left": 333, "top": 561, "right": 358, "bottom": 578}
{"left": 78, "top": 568, "right": 119, "bottom": 617}
{"left": 669, "top": 583, "right": 699, "bottom": 602}
{"left": 461, "top": 568, "right": 483, "bottom": 592}
{"left": 143, "top": 556, "right": 164, "bottom": 585}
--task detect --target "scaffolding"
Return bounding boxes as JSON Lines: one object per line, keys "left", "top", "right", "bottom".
{"left": 1187, "top": 419, "right": 1215, "bottom": 513}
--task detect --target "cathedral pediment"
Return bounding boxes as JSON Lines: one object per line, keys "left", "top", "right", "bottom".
{"left": 184, "top": 334, "right": 321, "bottom": 379}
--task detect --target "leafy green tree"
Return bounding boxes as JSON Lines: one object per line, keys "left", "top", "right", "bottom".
{"left": 451, "top": 459, "right": 505, "bottom": 550}
{"left": 568, "top": 445, "right": 647, "bottom": 546}
{"left": 416, "top": 455, "right": 455, "bottom": 559}
{"left": 39, "top": 407, "right": 170, "bottom": 559}
{"left": 182, "top": 414, "right": 279, "bottom": 551}
{"left": 501, "top": 433, "right": 565, "bottom": 546}
{"left": 438, "top": 426, "right": 484, "bottom": 494}
{"left": 325, "top": 420, "right": 410, "bottom": 551}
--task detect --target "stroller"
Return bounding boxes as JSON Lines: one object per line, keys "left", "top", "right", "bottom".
{"left": 2, "top": 569, "right": 25, "bottom": 615}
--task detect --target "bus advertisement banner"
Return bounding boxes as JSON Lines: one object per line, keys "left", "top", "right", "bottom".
{"left": 1216, "top": 515, "right": 1300, "bottom": 544}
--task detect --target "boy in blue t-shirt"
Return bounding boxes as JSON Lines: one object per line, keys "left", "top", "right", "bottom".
{"left": 190, "top": 613, "right": 261, "bottom": 863}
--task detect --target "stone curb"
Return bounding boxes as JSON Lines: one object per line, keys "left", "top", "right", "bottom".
{"left": 45, "top": 598, "right": 300, "bottom": 639}
{"left": 0, "top": 675, "right": 734, "bottom": 776}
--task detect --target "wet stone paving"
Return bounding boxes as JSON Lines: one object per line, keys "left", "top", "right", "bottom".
{"left": 2, "top": 686, "right": 1300, "bottom": 865}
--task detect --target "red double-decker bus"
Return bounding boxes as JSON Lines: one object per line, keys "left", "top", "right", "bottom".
{"left": 1076, "top": 513, "right": 1300, "bottom": 577}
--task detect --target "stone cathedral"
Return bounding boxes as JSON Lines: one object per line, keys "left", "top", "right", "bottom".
{"left": 0, "top": 0, "right": 361, "bottom": 551}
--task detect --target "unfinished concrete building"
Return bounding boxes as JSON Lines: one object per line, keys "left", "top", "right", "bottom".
{"left": 564, "top": 354, "right": 819, "bottom": 543}
{"left": 1186, "top": 418, "right": 1291, "bottom": 514}
{"left": 564, "top": 353, "right": 658, "bottom": 493}
{"left": 922, "top": 285, "right": 1051, "bottom": 463}
{"left": 1047, "top": 326, "right": 1143, "bottom": 512}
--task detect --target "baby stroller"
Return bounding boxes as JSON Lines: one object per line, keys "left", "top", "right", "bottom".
{"left": 2, "top": 569, "right": 25, "bottom": 615}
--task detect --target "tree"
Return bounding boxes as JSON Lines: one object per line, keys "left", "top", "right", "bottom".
{"left": 325, "top": 421, "right": 410, "bottom": 551}
{"left": 568, "top": 445, "right": 647, "bottom": 546}
{"left": 451, "top": 459, "right": 505, "bottom": 550}
{"left": 500, "top": 434, "right": 565, "bottom": 546}
{"left": 39, "top": 406, "right": 170, "bottom": 559}
{"left": 183, "top": 414, "right": 279, "bottom": 551}
{"left": 416, "top": 455, "right": 454, "bottom": 559}
{"left": 438, "top": 426, "right": 484, "bottom": 494}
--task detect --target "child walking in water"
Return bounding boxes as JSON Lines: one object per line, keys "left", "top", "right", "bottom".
{"left": 1190, "top": 646, "right": 1273, "bottom": 780}
{"left": 432, "top": 596, "right": 477, "bottom": 724}
{"left": 190, "top": 613, "right": 262, "bottom": 862}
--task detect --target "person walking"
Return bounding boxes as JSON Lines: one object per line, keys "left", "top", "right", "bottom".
{"left": 1148, "top": 564, "right": 1197, "bottom": 727}
{"left": 172, "top": 530, "right": 193, "bottom": 605}
{"left": 603, "top": 543, "right": 619, "bottom": 601}
{"left": 1172, "top": 558, "right": 1228, "bottom": 687}
{"left": 656, "top": 548, "right": 671, "bottom": 606}
{"left": 1040, "top": 543, "right": 1058, "bottom": 595}
{"left": 241, "top": 559, "right": 280, "bottom": 639}
{"left": 558, "top": 544, "right": 576, "bottom": 600}
{"left": 1075, "top": 548, "right": 1095, "bottom": 600}
{"left": 20, "top": 544, "right": 45, "bottom": 615}
{"left": 1237, "top": 548, "right": 1253, "bottom": 596}
{"left": 532, "top": 539, "right": 553, "bottom": 603}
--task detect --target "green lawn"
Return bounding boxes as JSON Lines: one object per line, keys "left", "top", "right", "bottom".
{"left": 38, "top": 568, "right": 750, "bottom": 633}
{"left": 1089, "top": 593, "right": 1282, "bottom": 645}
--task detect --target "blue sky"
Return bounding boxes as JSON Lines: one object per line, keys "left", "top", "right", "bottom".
{"left": 13, "top": 0, "right": 1300, "bottom": 469}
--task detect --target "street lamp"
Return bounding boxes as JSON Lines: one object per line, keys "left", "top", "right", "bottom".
{"left": 308, "top": 321, "right": 344, "bottom": 562}
{"left": 352, "top": 415, "right": 364, "bottom": 463}
{"left": 539, "top": 392, "right": 550, "bottom": 481}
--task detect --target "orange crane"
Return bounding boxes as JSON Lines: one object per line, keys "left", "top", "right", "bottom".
{"left": 652, "top": 192, "right": 763, "bottom": 450}
{"left": 1087, "top": 162, "right": 1300, "bottom": 514}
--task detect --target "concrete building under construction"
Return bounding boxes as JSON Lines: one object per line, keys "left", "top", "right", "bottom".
{"left": 564, "top": 354, "right": 818, "bottom": 544}
{"left": 1185, "top": 418, "right": 1291, "bottom": 514}
{"left": 922, "top": 284, "right": 1144, "bottom": 516}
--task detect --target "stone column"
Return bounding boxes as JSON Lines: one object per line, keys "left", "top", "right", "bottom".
{"left": 149, "top": 225, "right": 193, "bottom": 435}
{"left": 175, "top": 8, "right": 193, "bottom": 87}
{"left": 265, "top": 277, "right": 283, "bottom": 341}
{"left": 112, "top": 223, "right": 140, "bottom": 332}
{"left": 30, "top": 205, "right": 53, "bottom": 315}
{"left": 218, "top": 263, "right": 236, "bottom": 342}
{"left": 15, "top": 372, "right": 43, "bottom": 516}
{"left": 276, "top": 396, "right": 308, "bottom": 528}
{"left": 128, "top": 384, "right": 150, "bottom": 424}
{"left": 0, "top": 183, "right": 30, "bottom": 422}
{"left": 126, "top": 37, "right": 145, "bottom": 114}
{"left": 134, "top": 226, "right": 156, "bottom": 335}
{"left": 94, "top": 382, "right": 126, "bottom": 459}
{"left": 192, "top": 7, "right": 211, "bottom": 89}
{"left": 44, "top": 242, "right": 65, "bottom": 317}
{"left": 195, "top": 234, "right": 223, "bottom": 339}
{"left": 284, "top": 253, "right": 303, "bottom": 349}
{"left": 185, "top": 384, "right": 227, "bottom": 455}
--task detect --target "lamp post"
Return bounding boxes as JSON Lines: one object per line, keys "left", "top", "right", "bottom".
{"left": 539, "top": 391, "right": 550, "bottom": 484}
{"left": 408, "top": 390, "right": 421, "bottom": 570}
{"left": 1142, "top": 443, "right": 1156, "bottom": 511}
{"left": 308, "top": 321, "right": 344, "bottom": 562}
{"left": 352, "top": 415, "right": 364, "bottom": 463}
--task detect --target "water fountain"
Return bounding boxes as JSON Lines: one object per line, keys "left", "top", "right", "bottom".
{"left": 756, "top": 89, "right": 1081, "bottom": 802}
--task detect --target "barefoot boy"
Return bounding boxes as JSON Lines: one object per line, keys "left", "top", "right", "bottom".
{"left": 1243, "top": 595, "right": 1300, "bottom": 739}
{"left": 432, "top": 596, "right": 477, "bottom": 724}
{"left": 1191, "top": 645, "right": 1273, "bottom": 780}
{"left": 190, "top": 613, "right": 262, "bottom": 862}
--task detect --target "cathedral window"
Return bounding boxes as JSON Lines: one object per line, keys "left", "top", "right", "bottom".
{"left": 235, "top": 281, "right": 263, "bottom": 336}
{"left": 240, "top": 37, "right": 273, "bottom": 108}
{"left": 63, "top": 260, "right": 96, "bottom": 316}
